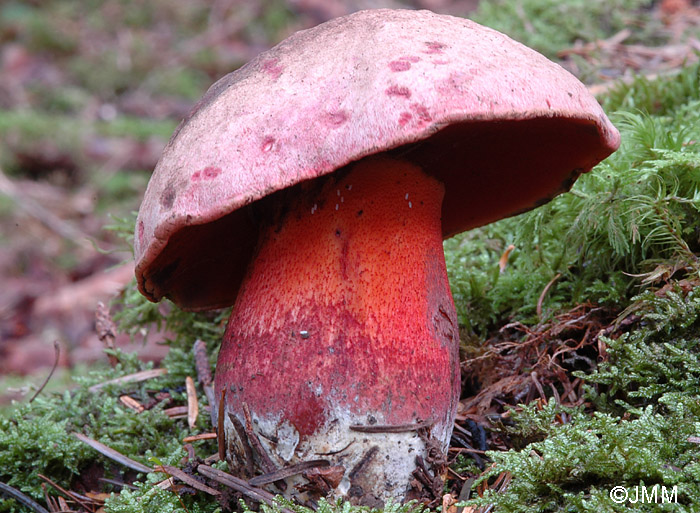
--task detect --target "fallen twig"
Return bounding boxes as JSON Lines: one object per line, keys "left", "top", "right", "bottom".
{"left": 119, "top": 395, "right": 145, "bottom": 413}
{"left": 164, "top": 405, "right": 189, "bottom": 419}
{"left": 88, "top": 368, "right": 167, "bottom": 392}
{"left": 41, "top": 484, "right": 56, "bottom": 513}
{"left": 448, "top": 447, "right": 487, "bottom": 454}
{"left": 248, "top": 460, "right": 330, "bottom": 487}
{"left": 0, "top": 166, "right": 93, "bottom": 250}
{"left": 0, "top": 481, "right": 50, "bottom": 513}
{"left": 196, "top": 464, "right": 295, "bottom": 513}
{"left": 34, "top": 262, "right": 134, "bottom": 319}
{"left": 217, "top": 388, "right": 226, "bottom": 462}
{"left": 348, "top": 446, "right": 378, "bottom": 480}
{"left": 183, "top": 432, "right": 217, "bottom": 443}
{"left": 193, "top": 340, "right": 216, "bottom": 409}
{"left": 155, "top": 465, "right": 220, "bottom": 496}
{"left": 98, "top": 477, "right": 138, "bottom": 490}
{"left": 229, "top": 412, "right": 256, "bottom": 477}
{"left": 349, "top": 420, "right": 433, "bottom": 433}
{"left": 37, "top": 474, "right": 97, "bottom": 512}
{"left": 242, "top": 402, "right": 279, "bottom": 475}
{"left": 193, "top": 340, "right": 213, "bottom": 386}
{"left": 537, "top": 273, "right": 561, "bottom": 319}
{"left": 96, "top": 301, "right": 119, "bottom": 367}
{"left": 28, "top": 341, "right": 60, "bottom": 403}
{"left": 186, "top": 376, "right": 199, "bottom": 429}
{"left": 72, "top": 432, "right": 153, "bottom": 474}
{"left": 455, "top": 476, "right": 475, "bottom": 513}
{"left": 558, "top": 29, "right": 632, "bottom": 57}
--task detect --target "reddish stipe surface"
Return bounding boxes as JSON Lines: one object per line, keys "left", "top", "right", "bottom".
{"left": 215, "top": 158, "right": 460, "bottom": 438}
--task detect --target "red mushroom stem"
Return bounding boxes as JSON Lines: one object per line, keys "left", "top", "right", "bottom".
{"left": 215, "top": 157, "right": 460, "bottom": 503}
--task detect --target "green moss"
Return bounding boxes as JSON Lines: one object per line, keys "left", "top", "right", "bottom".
{"left": 465, "top": 403, "right": 699, "bottom": 512}
{"left": 0, "top": 355, "right": 202, "bottom": 504}
{"left": 602, "top": 64, "right": 700, "bottom": 116}
{"left": 445, "top": 63, "right": 700, "bottom": 336}
{"left": 443, "top": 58, "right": 700, "bottom": 513}
{"left": 583, "top": 285, "right": 700, "bottom": 412}
{"left": 472, "top": 0, "right": 657, "bottom": 59}
{"left": 105, "top": 480, "right": 221, "bottom": 513}
{"left": 462, "top": 282, "right": 700, "bottom": 511}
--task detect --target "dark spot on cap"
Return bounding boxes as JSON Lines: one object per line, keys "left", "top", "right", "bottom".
{"left": 261, "top": 58, "right": 283, "bottom": 79}
{"left": 389, "top": 60, "right": 411, "bottom": 72}
{"left": 335, "top": 229, "right": 341, "bottom": 236}
{"left": 412, "top": 104, "right": 432, "bottom": 122}
{"left": 398, "top": 112, "right": 412, "bottom": 126}
{"left": 203, "top": 166, "right": 221, "bottom": 179}
{"left": 161, "top": 185, "right": 177, "bottom": 210}
{"left": 324, "top": 110, "right": 348, "bottom": 127}
{"left": 424, "top": 41, "right": 447, "bottom": 54}
{"left": 357, "top": 210, "right": 363, "bottom": 216}
{"left": 192, "top": 166, "right": 222, "bottom": 181}
{"left": 386, "top": 85, "right": 411, "bottom": 98}
{"left": 138, "top": 220, "right": 145, "bottom": 245}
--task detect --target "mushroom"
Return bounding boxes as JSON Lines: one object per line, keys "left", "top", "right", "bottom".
{"left": 134, "top": 9, "right": 619, "bottom": 505}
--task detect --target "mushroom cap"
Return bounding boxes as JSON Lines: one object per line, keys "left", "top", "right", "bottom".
{"left": 135, "top": 8, "right": 620, "bottom": 310}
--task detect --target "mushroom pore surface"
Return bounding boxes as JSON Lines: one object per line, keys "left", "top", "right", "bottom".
{"left": 215, "top": 157, "right": 460, "bottom": 503}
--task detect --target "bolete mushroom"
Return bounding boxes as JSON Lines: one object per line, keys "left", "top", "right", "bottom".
{"left": 134, "top": 9, "right": 619, "bottom": 505}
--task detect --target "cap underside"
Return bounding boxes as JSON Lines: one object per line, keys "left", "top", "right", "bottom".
{"left": 139, "top": 115, "right": 607, "bottom": 310}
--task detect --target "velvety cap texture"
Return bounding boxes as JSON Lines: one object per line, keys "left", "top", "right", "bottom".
{"left": 135, "top": 9, "right": 620, "bottom": 310}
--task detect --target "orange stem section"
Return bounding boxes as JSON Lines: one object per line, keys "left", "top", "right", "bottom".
{"left": 216, "top": 157, "right": 460, "bottom": 439}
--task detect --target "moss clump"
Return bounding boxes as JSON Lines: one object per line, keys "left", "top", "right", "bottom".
{"left": 453, "top": 64, "right": 700, "bottom": 512}
{"left": 0, "top": 355, "right": 204, "bottom": 510}
{"left": 472, "top": 0, "right": 657, "bottom": 59}
{"left": 446, "top": 63, "right": 700, "bottom": 336}
{"left": 463, "top": 283, "right": 700, "bottom": 512}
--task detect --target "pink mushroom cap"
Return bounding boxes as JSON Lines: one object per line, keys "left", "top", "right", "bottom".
{"left": 134, "top": 9, "right": 620, "bottom": 310}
